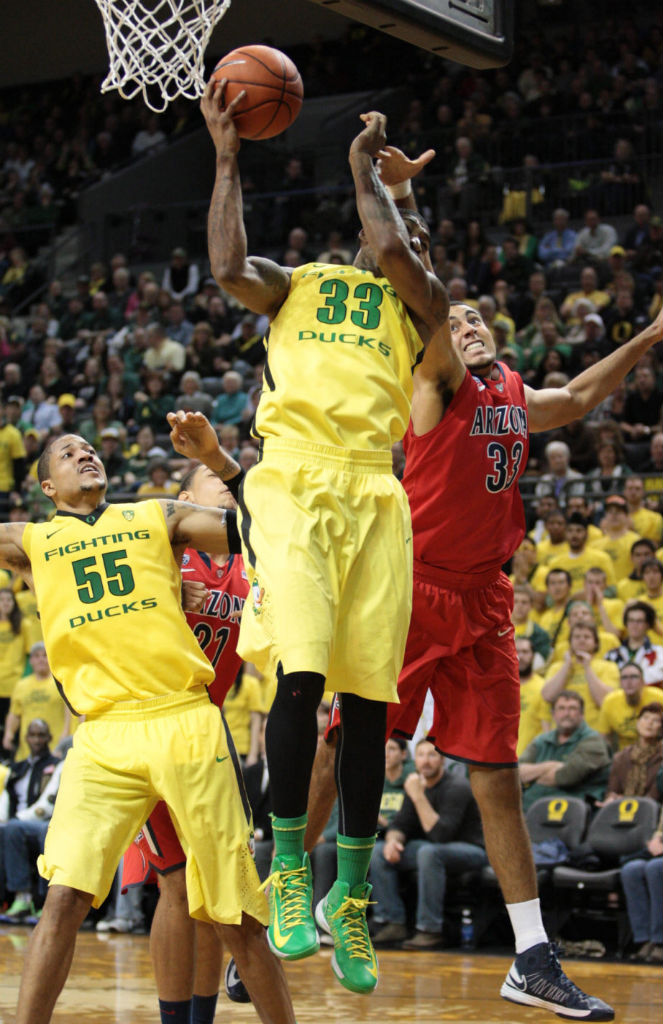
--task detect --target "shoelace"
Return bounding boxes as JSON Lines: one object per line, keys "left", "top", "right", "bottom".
{"left": 329, "top": 895, "right": 375, "bottom": 961}
{"left": 539, "top": 943, "right": 587, "bottom": 1000}
{"left": 259, "top": 865, "right": 311, "bottom": 927}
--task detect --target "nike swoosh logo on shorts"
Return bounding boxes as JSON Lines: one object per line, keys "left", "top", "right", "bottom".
{"left": 216, "top": 755, "right": 229, "bottom": 764}
{"left": 497, "top": 628, "right": 511, "bottom": 637}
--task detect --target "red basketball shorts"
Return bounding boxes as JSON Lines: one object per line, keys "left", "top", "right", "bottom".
{"left": 122, "top": 799, "right": 184, "bottom": 889}
{"left": 387, "top": 563, "right": 520, "bottom": 767}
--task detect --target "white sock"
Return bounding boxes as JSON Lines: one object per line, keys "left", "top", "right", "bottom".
{"left": 16, "top": 891, "right": 32, "bottom": 903}
{"left": 506, "top": 897, "right": 548, "bottom": 954}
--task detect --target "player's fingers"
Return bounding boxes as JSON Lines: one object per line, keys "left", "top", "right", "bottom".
{"left": 413, "top": 148, "right": 436, "bottom": 169}
{"left": 226, "top": 89, "right": 247, "bottom": 114}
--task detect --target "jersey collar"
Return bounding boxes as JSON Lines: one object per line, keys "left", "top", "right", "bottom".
{"left": 52, "top": 502, "right": 110, "bottom": 527}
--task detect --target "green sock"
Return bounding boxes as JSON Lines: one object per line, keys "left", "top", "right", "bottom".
{"left": 336, "top": 833, "right": 376, "bottom": 890}
{"left": 271, "top": 813, "right": 308, "bottom": 860}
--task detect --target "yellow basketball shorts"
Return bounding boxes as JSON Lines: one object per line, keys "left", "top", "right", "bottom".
{"left": 237, "top": 438, "right": 413, "bottom": 703}
{"left": 38, "top": 688, "right": 268, "bottom": 926}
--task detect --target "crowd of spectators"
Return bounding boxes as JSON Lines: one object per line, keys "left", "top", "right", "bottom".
{"left": 0, "top": 1, "right": 660, "bottom": 957}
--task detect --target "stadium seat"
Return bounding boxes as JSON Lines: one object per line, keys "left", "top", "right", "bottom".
{"left": 550, "top": 796, "right": 660, "bottom": 950}
{"left": 481, "top": 795, "right": 589, "bottom": 888}
{"left": 201, "top": 377, "right": 225, "bottom": 398}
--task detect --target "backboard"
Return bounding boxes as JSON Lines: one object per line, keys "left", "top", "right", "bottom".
{"left": 303, "top": 0, "right": 514, "bottom": 68}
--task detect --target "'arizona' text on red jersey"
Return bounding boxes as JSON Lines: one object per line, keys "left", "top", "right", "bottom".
{"left": 181, "top": 549, "right": 249, "bottom": 707}
{"left": 403, "top": 363, "right": 529, "bottom": 578}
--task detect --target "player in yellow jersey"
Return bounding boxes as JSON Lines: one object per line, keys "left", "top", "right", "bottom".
{"left": 200, "top": 81, "right": 449, "bottom": 995}
{"left": 0, "top": 434, "right": 295, "bottom": 1024}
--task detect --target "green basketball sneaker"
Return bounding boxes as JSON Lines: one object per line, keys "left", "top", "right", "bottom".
{"left": 261, "top": 852, "right": 319, "bottom": 960}
{"left": 315, "top": 880, "right": 378, "bottom": 994}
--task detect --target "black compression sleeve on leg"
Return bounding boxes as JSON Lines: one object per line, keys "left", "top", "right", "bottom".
{"left": 335, "top": 694, "right": 387, "bottom": 838}
{"left": 265, "top": 667, "right": 326, "bottom": 819}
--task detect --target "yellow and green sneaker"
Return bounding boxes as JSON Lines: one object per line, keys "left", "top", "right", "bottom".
{"left": 261, "top": 852, "right": 319, "bottom": 961}
{"left": 315, "top": 880, "right": 378, "bottom": 994}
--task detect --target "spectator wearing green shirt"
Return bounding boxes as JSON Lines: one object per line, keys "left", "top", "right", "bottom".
{"left": 518, "top": 690, "right": 611, "bottom": 811}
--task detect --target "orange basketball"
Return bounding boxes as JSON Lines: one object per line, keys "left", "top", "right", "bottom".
{"left": 210, "top": 45, "right": 303, "bottom": 140}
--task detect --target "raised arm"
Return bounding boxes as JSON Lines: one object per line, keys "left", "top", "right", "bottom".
{"left": 349, "top": 112, "right": 448, "bottom": 344}
{"left": 200, "top": 81, "right": 291, "bottom": 318}
{"left": 374, "top": 145, "right": 464, "bottom": 413}
{"left": 167, "top": 410, "right": 241, "bottom": 483}
{"left": 159, "top": 497, "right": 232, "bottom": 556}
{"left": 0, "top": 523, "right": 31, "bottom": 578}
{"left": 525, "top": 307, "right": 663, "bottom": 432}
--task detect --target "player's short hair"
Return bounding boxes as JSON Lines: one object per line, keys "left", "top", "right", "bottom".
{"left": 624, "top": 601, "right": 656, "bottom": 629}
{"left": 37, "top": 439, "right": 57, "bottom": 484}
{"left": 178, "top": 460, "right": 203, "bottom": 496}
{"left": 400, "top": 209, "right": 429, "bottom": 235}
{"left": 553, "top": 689, "right": 584, "bottom": 711}
{"left": 566, "top": 512, "right": 588, "bottom": 528}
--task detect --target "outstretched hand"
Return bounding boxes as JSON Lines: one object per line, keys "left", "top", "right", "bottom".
{"left": 376, "top": 145, "right": 436, "bottom": 186}
{"left": 167, "top": 410, "right": 221, "bottom": 464}
{"left": 200, "top": 78, "right": 245, "bottom": 156}
{"left": 350, "top": 111, "right": 387, "bottom": 159}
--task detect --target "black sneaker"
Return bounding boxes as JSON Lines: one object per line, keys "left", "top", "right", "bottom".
{"left": 224, "top": 957, "right": 251, "bottom": 1004}
{"left": 500, "top": 941, "right": 614, "bottom": 1020}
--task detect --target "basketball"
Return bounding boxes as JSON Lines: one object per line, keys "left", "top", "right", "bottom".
{"left": 210, "top": 45, "right": 303, "bottom": 140}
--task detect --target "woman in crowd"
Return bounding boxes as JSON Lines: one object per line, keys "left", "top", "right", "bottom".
{"left": 0, "top": 588, "right": 36, "bottom": 732}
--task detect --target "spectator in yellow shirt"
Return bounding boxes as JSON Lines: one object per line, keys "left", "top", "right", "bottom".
{"left": 135, "top": 457, "right": 179, "bottom": 498}
{"left": 542, "top": 621, "right": 619, "bottom": 729}
{"left": 618, "top": 538, "right": 658, "bottom": 602}
{"left": 537, "top": 510, "right": 569, "bottom": 565}
{"left": 598, "top": 664, "right": 663, "bottom": 750}
{"left": 0, "top": 588, "right": 33, "bottom": 729}
{"left": 591, "top": 495, "right": 642, "bottom": 580}
{"left": 549, "top": 600, "right": 617, "bottom": 663}
{"left": 636, "top": 560, "right": 663, "bottom": 639}
{"left": 531, "top": 568, "right": 572, "bottom": 642}
{"left": 531, "top": 510, "right": 569, "bottom": 588}
{"left": 512, "top": 586, "right": 551, "bottom": 666}
{"left": 515, "top": 637, "right": 551, "bottom": 756}
{"left": 0, "top": 401, "right": 27, "bottom": 520}
{"left": 223, "top": 669, "right": 264, "bottom": 765}
{"left": 545, "top": 513, "right": 616, "bottom": 593}
{"left": 565, "top": 495, "right": 603, "bottom": 544}
{"left": 2, "top": 642, "right": 72, "bottom": 760}
{"left": 580, "top": 567, "right": 624, "bottom": 639}
{"left": 623, "top": 476, "right": 663, "bottom": 543}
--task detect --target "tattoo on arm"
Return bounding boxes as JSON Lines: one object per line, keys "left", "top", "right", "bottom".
{"left": 165, "top": 501, "right": 176, "bottom": 519}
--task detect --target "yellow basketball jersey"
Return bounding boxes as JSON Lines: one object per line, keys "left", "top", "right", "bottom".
{"left": 22, "top": 500, "right": 213, "bottom": 715}
{"left": 254, "top": 263, "right": 423, "bottom": 450}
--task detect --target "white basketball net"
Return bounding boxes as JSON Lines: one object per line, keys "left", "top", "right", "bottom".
{"left": 94, "top": 0, "right": 232, "bottom": 112}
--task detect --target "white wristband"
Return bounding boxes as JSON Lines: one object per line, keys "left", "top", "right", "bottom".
{"left": 387, "top": 180, "right": 412, "bottom": 200}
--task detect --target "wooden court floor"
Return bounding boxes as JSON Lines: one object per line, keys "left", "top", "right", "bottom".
{"left": 0, "top": 928, "right": 661, "bottom": 1023}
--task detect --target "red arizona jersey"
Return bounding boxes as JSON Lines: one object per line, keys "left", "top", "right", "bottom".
{"left": 403, "top": 363, "right": 529, "bottom": 577}
{"left": 181, "top": 549, "right": 249, "bottom": 708}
